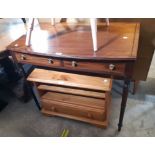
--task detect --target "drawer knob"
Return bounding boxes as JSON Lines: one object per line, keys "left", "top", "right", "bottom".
{"left": 72, "top": 61, "right": 78, "bottom": 67}
{"left": 21, "top": 54, "right": 26, "bottom": 60}
{"left": 48, "top": 58, "right": 54, "bottom": 64}
{"left": 109, "top": 64, "right": 115, "bottom": 70}
{"left": 51, "top": 106, "right": 56, "bottom": 111}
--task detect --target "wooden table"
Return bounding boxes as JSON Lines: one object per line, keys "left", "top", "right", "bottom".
{"left": 7, "top": 22, "right": 140, "bottom": 131}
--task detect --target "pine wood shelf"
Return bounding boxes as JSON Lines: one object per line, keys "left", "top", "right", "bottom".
{"left": 27, "top": 68, "right": 112, "bottom": 128}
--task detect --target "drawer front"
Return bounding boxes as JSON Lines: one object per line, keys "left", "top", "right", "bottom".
{"left": 63, "top": 60, "right": 126, "bottom": 75}
{"left": 42, "top": 99, "right": 105, "bottom": 121}
{"left": 13, "top": 52, "right": 129, "bottom": 77}
{"left": 14, "top": 52, "right": 61, "bottom": 67}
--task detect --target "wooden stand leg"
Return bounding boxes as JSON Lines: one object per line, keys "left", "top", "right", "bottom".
{"left": 28, "top": 82, "right": 41, "bottom": 110}
{"left": 118, "top": 80, "right": 130, "bottom": 131}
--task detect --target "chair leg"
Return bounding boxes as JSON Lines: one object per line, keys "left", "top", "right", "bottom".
{"left": 132, "top": 80, "right": 139, "bottom": 95}
{"left": 105, "top": 18, "right": 109, "bottom": 26}
{"left": 51, "top": 18, "right": 55, "bottom": 25}
{"left": 25, "top": 18, "right": 35, "bottom": 46}
{"left": 90, "top": 18, "right": 97, "bottom": 52}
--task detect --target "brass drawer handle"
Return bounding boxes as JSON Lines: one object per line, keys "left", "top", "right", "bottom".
{"left": 72, "top": 61, "right": 78, "bottom": 67}
{"left": 109, "top": 64, "right": 115, "bottom": 70}
{"left": 21, "top": 54, "right": 26, "bottom": 60}
{"left": 48, "top": 58, "right": 54, "bottom": 64}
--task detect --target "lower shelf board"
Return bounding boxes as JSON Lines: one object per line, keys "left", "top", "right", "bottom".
{"left": 41, "top": 108, "right": 108, "bottom": 128}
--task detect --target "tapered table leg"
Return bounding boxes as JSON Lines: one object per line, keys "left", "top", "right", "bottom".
{"left": 118, "top": 79, "right": 130, "bottom": 131}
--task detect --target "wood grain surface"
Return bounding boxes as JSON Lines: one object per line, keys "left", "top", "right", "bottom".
{"left": 7, "top": 22, "right": 140, "bottom": 61}
{"left": 27, "top": 69, "right": 112, "bottom": 91}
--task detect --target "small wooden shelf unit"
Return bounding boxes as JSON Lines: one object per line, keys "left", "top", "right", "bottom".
{"left": 27, "top": 69, "right": 112, "bottom": 128}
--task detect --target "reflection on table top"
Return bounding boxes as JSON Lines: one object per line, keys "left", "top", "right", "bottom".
{"left": 7, "top": 22, "right": 140, "bottom": 61}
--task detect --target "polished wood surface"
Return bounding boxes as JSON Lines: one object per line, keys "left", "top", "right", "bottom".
{"left": 27, "top": 69, "right": 112, "bottom": 91}
{"left": 8, "top": 22, "right": 140, "bottom": 80}
{"left": 2, "top": 19, "right": 154, "bottom": 81}
{"left": 14, "top": 51, "right": 127, "bottom": 76}
{"left": 14, "top": 52, "right": 62, "bottom": 67}
{"left": 7, "top": 22, "right": 140, "bottom": 61}
{"left": 0, "top": 19, "right": 26, "bottom": 53}
{"left": 62, "top": 60, "right": 126, "bottom": 75}
{"left": 106, "top": 19, "right": 155, "bottom": 80}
